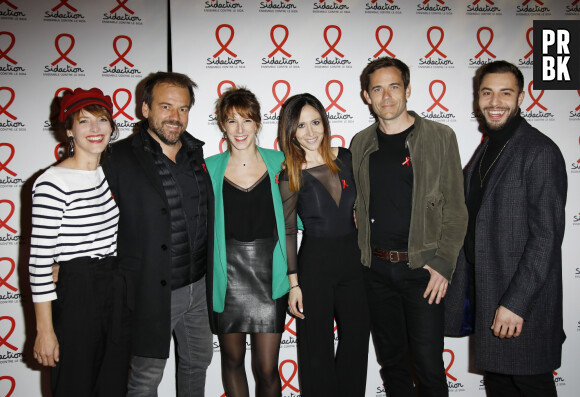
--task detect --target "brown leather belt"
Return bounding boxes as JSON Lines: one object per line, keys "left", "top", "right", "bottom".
{"left": 372, "top": 248, "right": 408, "bottom": 263}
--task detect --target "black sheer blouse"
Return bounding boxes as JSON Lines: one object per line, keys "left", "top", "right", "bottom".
{"left": 279, "top": 147, "right": 357, "bottom": 274}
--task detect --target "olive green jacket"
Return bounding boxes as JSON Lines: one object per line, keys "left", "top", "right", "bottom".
{"left": 350, "top": 111, "right": 468, "bottom": 281}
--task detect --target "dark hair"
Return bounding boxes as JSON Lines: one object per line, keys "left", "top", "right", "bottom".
{"left": 277, "top": 93, "right": 338, "bottom": 192}
{"left": 64, "top": 104, "right": 118, "bottom": 141}
{"left": 476, "top": 60, "right": 524, "bottom": 93}
{"left": 142, "top": 71, "right": 197, "bottom": 108}
{"left": 360, "top": 56, "right": 410, "bottom": 92}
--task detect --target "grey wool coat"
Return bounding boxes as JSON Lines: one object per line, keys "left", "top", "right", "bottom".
{"left": 445, "top": 118, "right": 567, "bottom": 375}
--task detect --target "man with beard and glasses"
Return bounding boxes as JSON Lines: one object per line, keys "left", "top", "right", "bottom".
{"left": 445, "top": 61, "right": 567, "bottom": 397}
{"left": 102, "top": 72, "right": 214, "bottom": 396}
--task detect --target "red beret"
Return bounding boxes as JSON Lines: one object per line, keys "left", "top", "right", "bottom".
{"left": 58, "top": 87, "right": 113, "bottom": 122}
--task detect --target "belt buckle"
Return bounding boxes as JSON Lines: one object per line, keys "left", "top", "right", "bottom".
{"left": 389, "top": 251, "right": 399, "bottom": 262}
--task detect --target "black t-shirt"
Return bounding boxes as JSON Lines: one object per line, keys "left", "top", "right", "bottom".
{"left": 369, "top": 124, "right": 414, "bottom": 250}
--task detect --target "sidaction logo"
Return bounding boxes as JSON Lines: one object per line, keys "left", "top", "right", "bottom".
{"left": 44, "top": 0, "right": 86, "bottom": 21}
{"left": 313, "top": 0, "right": 351, "bottom": 13}
{"left": 102, "top": 35, "right": 142, "bottom": 77}
{"left": 315, "top": 25, "right": 352, "bottom": 68}
{"left": 0, "top": 31, "right": 27, "bottom": 75}
{"left": 516, "top": 0, "right": 551, "bottom": 15}
{"left": 279, "top": 359, "right": 300, "bottom": 396}
{"left": 112, "top": 88, "right": 137, "bottom": 130}
{"left": 0, "top": 143, "right": 24, "bottom": 187}
{"left": 419, "top": 26, "right": 454, "bottom": 68}
{"left": 204, "top": 0, "right": 244, "bottom": 12}
{"left": 44, "top": 33, "right": 86, "bottom": 76}
{"left": 569, "top": 92, "right": 580, "bottom": 119}
{"left": 0, "top": 87, "right": 25, "bottom": 131}
{"left": 365, "top": 0, "right": 402, "bottom": 14}
{"left": 207, "top": 24, "right": 246, "bottom": 68}
{"left": 259, "top": 0, "right": 298, "bottom": 12}
{"left": 468, "top": 26, "right": 496, "bottom": 67}
{"left": 103, "top": 0, "right": 143, "bottom": 24}
{"left": 417, "top": 0, "right": 452, "bottom": 15}
{"left": 520, "top": 81, "right": 554, "bottom": 120}
{"left": 325, "top": 80, "right": 354, "bottom": 123}
{"left": 208, "top": 80, "right": 236, "bottom": 124}
{"left": 0, "top": 0, "right": 26, "bottom": 19}
{"left": 517, "top": 27, "right": 534, "bottom": 68}
{"left": 421, "top": 80, "right": 456, "bottom": 122}
{"left": 262, "top": 25, "right": 299, "bottom": 68}
{"left": 263, "top": 80, "right": 291, "bottom": 124}
{"left": 0, "top": 316, "right": 22, "bottom": 362}
{"left": 0, "top": 257, "right": 21, "bottom": 303}
{"left": 443, "top": 349, "right": 465, "bottom": 392}
{"left": 466, "top": 0, "right": 501, "bottom": 15}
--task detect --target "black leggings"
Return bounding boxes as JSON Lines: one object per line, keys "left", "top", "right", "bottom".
{"left": 296, "top": 232, "right": 370, "bottom": 397}
{"left": 218, "top": 332, "right": 283, "bottom": 397}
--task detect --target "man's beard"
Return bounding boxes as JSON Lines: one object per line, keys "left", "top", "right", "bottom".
{"left": 149, "top": 120, "right": 184, "bottom": 145}
{"left": 483, "top": 106, "right": 520, "bottom": 131}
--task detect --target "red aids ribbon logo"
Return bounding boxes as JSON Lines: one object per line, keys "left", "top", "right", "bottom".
{"left": 54, "top": 87, "right": 73, "bottom": 98}
{"left": 575, "top": 90, "right": 580, "bottom": 111}
{"left": 321, "top": 25, "right": 344, "bottom": 58}
{"left": 475, "top": 27, "right": 496, "bottom": 59}
{"left": 110, "top": 0, "right": 135, "bottom": 14}
{"left": 284, "top": 316, "right": 297, "bottom": 336}
{"left": 330, "top": 135, "right": 345, "bottom": 148}
{"left": 268, "top": 25, "right": 291, "bottom": 58}
{"left": 0, "top": 257, "right": 17, "bottom": 292}
{"left": 52, "top": 33, "right": 76, "bottom": 66}
{"left": 0, "top": 376, "right": 15, "bottom": 397}
{"left": 526, "top": 81, "right": 547, "bottom": 112}
{"left": 273, "top": 137, "right": 280, "bottom": 151}
{"left": 279, "top": 359, "right": 300, "bottom": 393}
{"left": 218, "top": 138, "right": 227, "bottom": 154}
{"left": 213, "top": 24, "right": 237, "bottom": 58}
{"left": 425, "top": 26, "right": 446, "bottom": 58}
{"left": 325, "top": 80, "right": 346, "bottom": 113}
{"left": 522, "top": 0, "right": 544, "bottom": 5}
{"left": 110, "top": 35, "right": 134, "bottom": 67}
{"left": 373, "top": 26, "right": 396, "bottom": 58}
{"left": 51, "top": 0, "right": 77, "bottom": 12}
{"left": 524, "top": 27, "right": 533, "bottom": 59}
{"left": 0, "top": 87, "right": 17, "bottom": 120}
{"left": 0, "top": 200, "right": 17, "bottom": 234}
{"left": 0, "top": 316, "right": 17, "bottom": 351}
{"left": 473, "top": 0, "right": 494, "bottom": 4}
{"left": 112, "top": 88, "right": 134, "bottom": 120}
{"left": 572, "top": 0, "right": 579, "bottom": 5}
{"left": 443, "top": 349, "right": 457, "bottom": 381}
{"left": 402, "top": 156, "right": 411, "bottom": 166}
{"left": 202, "top": 163, "right": 207, "bottom": 173}
{"left": 217, "top": 80, "right": 236, "bottom": 98}
{"left": 0, "top": 1, "right": 18, "bottom": 10}
{"left": 0, "top": 32, "right": 17, "bottom": 65}
{"left": 341, "top": 179, "right": 349, "bottom": 189}
{"left": 0, "top": 143, "right": 17, "bottom": 177}
{"left": 270, "top": 80, "right": 291, "bottom": 114}
{"left": 54, "top": 142, "right": 67, "bottom": 162}
{"left": 423, "top": 0, "right": 445, "bottom": 4}
{"left": 427, "top": 80, "right": 449, "bottom": 112}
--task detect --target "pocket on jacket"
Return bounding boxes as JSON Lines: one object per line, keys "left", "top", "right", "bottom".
{"left": 424, "top": 193, "right": 444, "bottom": 243}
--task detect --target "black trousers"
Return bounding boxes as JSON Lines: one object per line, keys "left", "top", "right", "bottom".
{"left": 51, "top": 256, "right": 131, "bottom": 397}
{"left": 485, "top": 371, "right": 558, "bottom": 397}
{"left": 364, "top": 256, "right": 448, "bottom": 397}
{"left": 296, "top": 232, "right": 370, "bottom": 397}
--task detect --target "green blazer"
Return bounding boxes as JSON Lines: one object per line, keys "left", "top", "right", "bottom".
{"left": 205, "top": 147, "right": 289, "bottom": 313}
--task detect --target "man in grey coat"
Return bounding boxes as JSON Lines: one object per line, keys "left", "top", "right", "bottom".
{"left": 445, "top": 60, "right": 567, "bottom": 396}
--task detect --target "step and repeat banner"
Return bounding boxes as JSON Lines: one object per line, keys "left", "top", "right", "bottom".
{"left": 0, "top": 0, "right": 166, "bottom": 396}
{"left": 1, "top": 0, "right": 579, "bottom": 396}
{"left": 169, "top": 1, "right": 580, "bottom": 397}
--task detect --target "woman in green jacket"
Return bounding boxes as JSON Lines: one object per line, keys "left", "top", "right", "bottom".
{"left": 205, "top": 87, "right": 289, "bottom": 397}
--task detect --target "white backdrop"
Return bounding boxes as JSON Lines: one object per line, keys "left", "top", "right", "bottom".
{"left": 0, "top": 0, "right": 166, "bottom": 396}
{"left": 1, "top": 0, "right": 579, "bottom": 396}
{"left": 169, "top": 1, "right": 580, "bottom": 397}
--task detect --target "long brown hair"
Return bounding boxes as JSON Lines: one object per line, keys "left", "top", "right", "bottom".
{"left": 277, "top": 93, "right": 338, "bottom": 192}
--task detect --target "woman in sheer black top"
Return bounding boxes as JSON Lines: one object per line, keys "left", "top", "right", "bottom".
{"left": 278, "top": 93, "right": 370, "bottom": 397}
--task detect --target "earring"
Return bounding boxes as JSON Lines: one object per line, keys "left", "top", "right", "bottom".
{"left": 68, "top": 136, "right": 75, "bottom": 157}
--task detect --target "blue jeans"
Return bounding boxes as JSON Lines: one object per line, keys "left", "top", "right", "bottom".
{"left": 127, "top": 277, "right": 213, "bottom": 396}
{"left": 364, "top": 256, "right": 448, "bottom": 397}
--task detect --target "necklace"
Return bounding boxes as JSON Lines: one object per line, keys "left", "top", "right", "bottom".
{"left": 478, "top": 139, "right": 510, "bottom": 188}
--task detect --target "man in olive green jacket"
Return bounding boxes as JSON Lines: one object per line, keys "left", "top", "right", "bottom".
{"left": 350, "top": 57, "right": 467, "bottom": 397}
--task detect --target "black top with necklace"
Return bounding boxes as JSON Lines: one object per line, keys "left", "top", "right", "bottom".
{"left": 464, "top": 114, "right": 522, "bottom": 264}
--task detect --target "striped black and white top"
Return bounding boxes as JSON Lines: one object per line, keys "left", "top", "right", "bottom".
{"left": 29, "top": 166, "right": 119, "bottom": 303}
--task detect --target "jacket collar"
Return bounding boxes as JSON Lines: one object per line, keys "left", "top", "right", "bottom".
{"left": 137, "top": 120, "right": 205, "bottom": 155}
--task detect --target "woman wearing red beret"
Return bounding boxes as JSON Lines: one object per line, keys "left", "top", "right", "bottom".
{"left": 29, "top": 88, "right": 130, "bottom": 396}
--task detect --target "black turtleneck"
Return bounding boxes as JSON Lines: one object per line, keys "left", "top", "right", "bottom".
{"left": 464, "top": 113, "right": 523, "bottom": 265}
